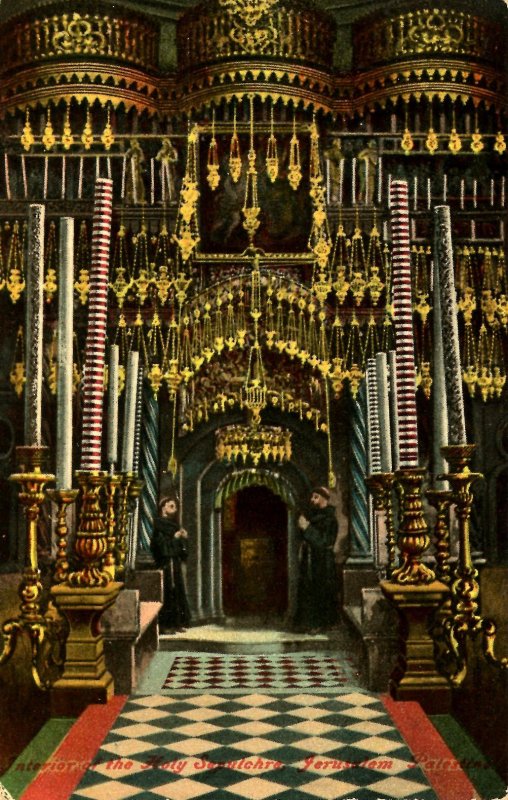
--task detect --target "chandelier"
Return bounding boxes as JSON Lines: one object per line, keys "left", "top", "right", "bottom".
{"left": 216, "top": 424, "right": 292, "bottom": 465}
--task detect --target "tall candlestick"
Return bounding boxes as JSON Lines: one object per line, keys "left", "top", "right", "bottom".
{"left": 431, "top": 233, "right": 449, "bottom": 488}
{"left": 121, "top": 350, "right": 140, "bottom": 473}
{"left": 80, "top": 178, "right": 114, "bottom": 471}
{"left": 25, "top": 205, "right": 45, "bottom": 446}
{"left": 376, "top": 352, "right": 392, "bottom": 473}
{"left": 21, "top": 155, "right": 28, "bottom": 198}
{"left": 56, "top": 218, "right": 74, "bottom": 489}
{"left": 388, "top": 350, "right": 400, "bottom": 471}
{"left": 366, "top": 358, "right": 382, "bottom": 473}
{"left": 434, "top": 205, "right": 467, "bottom": 445}
{"left": 107, "top": 344, "right": 119, "bottom": 469}
{"left": 4, "top": 154, "right": 11, "bottom": 200}
{"left": 61, "top": 156, "right": 66, "bottom": 200}
{"left": 390, "top": 180, "right": 419, "bottom": 468}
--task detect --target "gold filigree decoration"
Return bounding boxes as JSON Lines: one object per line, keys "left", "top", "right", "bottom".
{"left": 217, "top": 0, "right": 278, "bottom": 55}
{"left": 425, "top": 127, "right": 439, "bottom": 154}
{"left": 494, "top": 132, "right": 507, "bottom": 155}
{"left": 21, "top": 108, "right": 35, "bottom": 152}
{"left": 42, "top": 107, "right": 56, "bottom": 151}
{"left": 61, "top": 106, "right": 74, "bottom": 150}
{"left": 101, "top": 107, "right": 114, "bottom": 151}
{"left": 52, "top": 13, "right": 107, "bottom": 55}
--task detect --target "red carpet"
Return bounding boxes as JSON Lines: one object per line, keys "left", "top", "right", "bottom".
{"left": 382, "top": 695, "right": 480, "bottom": 800}
{"left": 20, "top": 695, "right": 127, "bottom": 800}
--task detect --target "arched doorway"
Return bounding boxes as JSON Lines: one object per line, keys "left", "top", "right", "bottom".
{"left": 221, "top": 486, "right": 288, "bottom": 620}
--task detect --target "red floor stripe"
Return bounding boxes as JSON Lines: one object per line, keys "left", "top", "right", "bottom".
{"left": 20, "top": 695, "right": 127, "bottom": 800}
{"left": 382, "top": 695, "right": 480, "bottom": 800}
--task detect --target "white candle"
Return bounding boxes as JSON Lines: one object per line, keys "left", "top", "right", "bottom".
{"left": 150, "top": 158, "right": 155, "bottom": 206}
{"left": 377, "top": 156, "right": 383, "bottom": 205}
{"left": 25, "top": 205, "right": 45, "bottom": 446}
{"left": 376, "top": 352, "right": 392, "bottom": 474}
{"left": 413, "top": 175, "right": 418, "bottom": 211}
{"left": 352, "top": 157, "right": 357, "bottom": 205}
{"left": 443, "top": 173, "right": 447, "bottom": 203}
{"left": 427, "top": 177, "right": 431, "bottom": 209}
{"left": 434, "top": 205, "right": 466, "bottom": 445}
{"left": 107, "top": 344, "right": 119, "bottom": 469}
{"left": 460, "top": 179, "right": 465, "bottom": 209}
{"left": 56, "top": 218, "right": 74, "bottom": 489}
{"left": 473, "top": 179, "right": 477, "bottom": 209}
{"left": 120, "top": 350, "right": 140, "bottom": 472}
{"left": 490, "top": 179, "right": 495, "bottom": 207}
{"left": 339, "top": 158, "right": 344, "bottom": 206}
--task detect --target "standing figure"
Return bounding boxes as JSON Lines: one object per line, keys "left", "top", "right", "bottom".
{"left": 358, "top": 139, "right": 378, "bottom": 205}
{"left": 156, "top": 138, "right": 179, "bottom": 203}
{"left": 292, "top": 486, "right": 339, "bottom": 632}
{"left": 151, "top": 496, "right": 191, "bottom": 632}
{"left": 323, "top": 138, "right": 345, "bottom": 205}
{"left": 125, "top": 138, "right": 146, "bottom": 205}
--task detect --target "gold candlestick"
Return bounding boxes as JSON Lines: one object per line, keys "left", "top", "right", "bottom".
{"left": 433, "top": 443, "right": 507, "bottom": 682}
{"left": 0, "top": 446, "right": 67, "bottom": 690}
{"left": 426, "top": 488, "right": 453, "bottom": 586}
{"left": 391, "top": 468, "right": 435, "bottom": 585}
{"left": 103, "top": 473, "right": 122, "bottom": 579}
{"left": 366, "top": 472, "right": 396, "bottom": 576}
{"left": 47, "top": 488, "right": 79, "bottom": 584}
{"left": 115, "top": 471, "right": 134, "bottom": 578}
{"left": 68, "top": 471, "right": 110, "bottom": 588}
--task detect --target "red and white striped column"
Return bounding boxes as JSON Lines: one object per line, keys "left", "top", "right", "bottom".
{"left": 80, "top": 178, "right": 113, "bottom": 471}
{"left": 390, "top": 180, "right": 419, "bottom": 469}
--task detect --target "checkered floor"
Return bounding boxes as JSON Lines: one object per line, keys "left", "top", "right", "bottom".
{"left": 70, "top": 686, "right": 438, "bottom": 800}
{"left": 161, "top": 653, "right": 358, "bottom": 692}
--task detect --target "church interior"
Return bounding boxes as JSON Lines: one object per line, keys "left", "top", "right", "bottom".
{"left": 0, "top": 0, "right": 507, "bottom": 797}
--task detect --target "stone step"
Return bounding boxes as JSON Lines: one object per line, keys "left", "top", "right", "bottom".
{"left": 158, "top": 624, "right": 336, "bottom": 654}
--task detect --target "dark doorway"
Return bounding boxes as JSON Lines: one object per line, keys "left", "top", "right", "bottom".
{"left": 221, "top": 485, "right": 288, "bottom": 619}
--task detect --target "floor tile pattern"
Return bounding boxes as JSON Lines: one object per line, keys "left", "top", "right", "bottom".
{"left": 71, "top": 690, "right": 438, "bottom": 800}
{"left": 162, "top": 654, "right": 357, "bottom": 692}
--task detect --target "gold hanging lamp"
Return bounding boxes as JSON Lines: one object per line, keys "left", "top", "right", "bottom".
{"left": 266, "top": 102, "right": 279, "bottom": 183}
{"left": 288, "top": 109, "right": 302, "bottom": 190}
{"left": 207, "top": 108, "right": 220, "bottom": 190}
{"left": 229, "top": 104, "right": 242, "bottom": 183}
{"left": 242, "top": 98, "right": 261, "bottom": 242}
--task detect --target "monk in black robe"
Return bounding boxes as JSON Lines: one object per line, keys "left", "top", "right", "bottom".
{"left": 151, "top": 496, "right": 191, "bottom": 632}
{"left": 293, "top": 486, "right": 339, "bottom": 632}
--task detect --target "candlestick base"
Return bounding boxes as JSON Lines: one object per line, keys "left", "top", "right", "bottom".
{"left": 391, "top": 469, "right": 435, "bottom": 585}
{"left": 50, "top": 581, "right": 122, "bottom": 716}
{"left": 0, "top": 446, "right": 67, "bottom": 690}
{"left": 435, "top": 444, "right": 508, "bottom": 684}
{"left": 381, "top": 579, "right": 452, "bottom": 713}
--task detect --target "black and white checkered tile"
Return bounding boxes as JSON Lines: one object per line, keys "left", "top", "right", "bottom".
{"left": 71, "top": 689, "right": 438, "bottom": 800}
